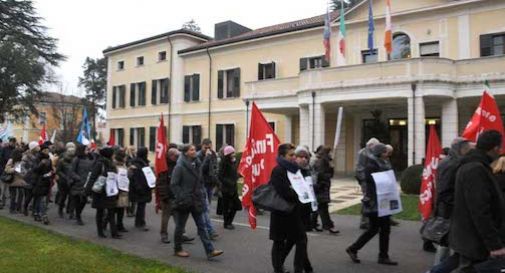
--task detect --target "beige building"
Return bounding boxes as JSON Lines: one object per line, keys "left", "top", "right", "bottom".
{"left": 104, "top": 0, "right": 505, "bottom": 173}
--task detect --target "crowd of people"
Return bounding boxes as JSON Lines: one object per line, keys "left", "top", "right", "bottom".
{"left": 1, "top": 130, "right": 505, "bottom": 273}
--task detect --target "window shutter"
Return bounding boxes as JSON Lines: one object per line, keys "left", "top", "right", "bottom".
{"left": 182, "top": 126, "right": 190, "bottom": 144}
{"left": 218, "top": 70, "right": 224, "bottom": 99}
{"left": 480, "top": 34, "right": 493, "bottom": 57}
{"left": 193, "top": 126, "right": 202, "bottom": 145}
{"left": 118, "top": 129, "right": 124, "bottom": 147}
{"left": 139, "top": 128, "right": 145, "bottom": 147}
{"left": 139, "top": 82, "right": 146, "bottom": 106}
{"left": 322, "top": 55, "right": 330, "bottom": 67}
{"left": 112, "top": 87, "right": 117, "bottom": 109}
{"left": 234, "top": 68, "right": 241, "bottom": 97}
{"left": 226, "top": 124, "right": 235, "bottom": 147}
{"left": 151, "top": 80, "right": 157, "bottom": 105}
{"left": 184, "top": 76, "right": 191, "bottom": 102}
{"left": 166, "top": 78, "right": 171, "bottom": 103}
{"left": 149, "top": 127, "right": 156, "bottom": 152}
{"left": 130, "top": 83, "right": 136, "bottom": 107}
{"left": 120, "top": 86, "right": 126, "bottom": 108}
{"left": 258, "top": 63, "right": 264, "bottom": 80}
{"left": 299, "top": 58, "right": 308, "bottom": 71}
{"left": 192, "top": 74, "right": 200, "bottom": 101}
{"left": 271, "top": 62, "right": 276, "bottom": 79}
{"left": 216, "top": 124, "right": 223, "bottom": 150}
{"left": 130, "top": 128, "right": 135, "bottom": 146}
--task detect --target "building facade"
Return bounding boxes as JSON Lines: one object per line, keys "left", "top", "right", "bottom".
{"left": 104, "top": 0, "right": 505, "bottom": 173}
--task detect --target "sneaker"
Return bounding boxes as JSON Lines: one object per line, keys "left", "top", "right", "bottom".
{"left": 175, "top": 250, "right": 190, "bottom": 258}
{"left": 210, "top": 233, "right": 219, "bottom": 240}
{"left": 161, "top": 236, "right": 171, "bottom": 244}
{"left": 207, "top": 249, "right": 224, "bottom": 260}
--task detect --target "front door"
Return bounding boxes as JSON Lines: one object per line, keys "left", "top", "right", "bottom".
{"left": 389, "top": 120, "right": 408, "bottom": 171}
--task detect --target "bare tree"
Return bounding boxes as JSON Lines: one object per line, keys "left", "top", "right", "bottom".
{"left": 182, "top": 19, "right": 201, "bottom": 33}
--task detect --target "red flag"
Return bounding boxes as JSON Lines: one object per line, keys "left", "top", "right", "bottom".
{"left": 419, "top": 125, "right": 442, "bottom": 221}
{"left": 39, "top": 124, "right": 48, "bottom": 145}
{"left": 238, "top": 102, "right": 280, "bottom": 229}
{"left": 108, "top": 129, "right": 115, "bottom": 146}
{"left": 154, "top": 114, "right": 168, "bottom": 176}
{"left": 462, "top": 82, "right": 505, "bottom": 151}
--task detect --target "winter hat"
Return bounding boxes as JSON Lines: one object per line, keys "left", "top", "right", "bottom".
{"left": 372, "top": 143, "right": 388, "bottom": 157}
{"left": 65, "top": 142, "right": 76, "bottom": 150}
{"left": 99, "top": 147, "right": 114, "bottom": 159}
{"left": 29, "top": 141, "right": 39, "bottom": 151}
{"left": 295, "top": 145, "right": 310, "bottom": 157}
{"left": 223, "top": 145, "right": 235, "bottom": 156}
{"left": 137, "top": 147, "right": 148, "bottom": 161}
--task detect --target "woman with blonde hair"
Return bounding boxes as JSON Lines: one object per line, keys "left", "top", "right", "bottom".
{"left": 492, "top": 156, "right": 505, "bottom": 194}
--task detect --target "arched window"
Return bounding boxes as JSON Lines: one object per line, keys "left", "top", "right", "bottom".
{"left": 392, "top": 33, "right": 411, "bottom": 60}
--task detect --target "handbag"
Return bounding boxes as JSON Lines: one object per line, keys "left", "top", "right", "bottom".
{"left": 421, "top": 216, "right": 451, "bottom": 244}
{"left": 252, "top": 183, "right": 295, "bottom": 213}
{"left": 116, "top": 192, "right": 129, "bottom": 208}
{"left": 92, "top": 175, "right": 107, "bottom": 193}
{"left": 0, "top": 173, "right": 14, "bottom": 184}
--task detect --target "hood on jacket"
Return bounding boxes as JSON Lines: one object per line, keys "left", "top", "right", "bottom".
{"left": 459, "top": 148, "right": 493, "bottom": 167}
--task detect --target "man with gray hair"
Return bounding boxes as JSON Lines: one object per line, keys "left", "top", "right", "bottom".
{"left": 356, "top": 138, "right": 380, "bottom": 229}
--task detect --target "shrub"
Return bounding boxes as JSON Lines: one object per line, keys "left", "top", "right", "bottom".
{"left": 235, "top": 151, "right": 243, "bottom": 163}
{"left": 400, "top": 164, "right": 423, "bottom": 195}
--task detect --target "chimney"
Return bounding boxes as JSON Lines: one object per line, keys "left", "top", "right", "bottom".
{"left": 214, "top": 21, "right": 251, "bottom": 41}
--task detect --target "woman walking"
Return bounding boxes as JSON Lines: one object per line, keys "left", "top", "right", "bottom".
{"left": 129, "top": 147, "right": 152, "bottom": 231}
{"left": 32, "top": 143, "right": 53, "bottom": 225}
{"left": 4, "top": 148, "right": 27, "bottom": 213}
{"left": 217, "top": 145, "right": 241, "bottom": 230}
{"left": 114, "top": 149, "right": 129, "bottom": 232}
{"left": 69, "top": 144, "right": 95, "bottom": 225}
{"left": 346, "top": 143, "right": 398, "bottom": 265}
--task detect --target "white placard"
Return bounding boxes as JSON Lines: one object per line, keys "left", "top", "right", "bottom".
{"left": 371, "top": 170, "right": 403, "bottom": 217}
{"left": 14, "top": 163, "right": 21, "bottom": 173}
{"left": 142, "top": 167, "right": 156, "bottom": 189}
{"left": 106, "top": 172, "right": 119, "bottom": 197}
{"left": 117, "top": 168, "right": 129, "bottom": 192}
{"left": 305, "top": 176, "right": 318, "bottom": 211}
{"left": 287, "top": 170, "right": 316, "bottom": 204}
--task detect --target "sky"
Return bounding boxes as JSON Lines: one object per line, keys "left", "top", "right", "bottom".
{"left": 34, "top": 0, "right": 333, "bottom": 97}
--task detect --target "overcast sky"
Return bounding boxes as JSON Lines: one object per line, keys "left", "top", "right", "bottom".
{"left": 34, "top": 0, "right": 331, "bottom": 97}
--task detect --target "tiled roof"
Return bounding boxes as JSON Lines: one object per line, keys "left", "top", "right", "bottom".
{"left": 178, "top": 10, "right": 342, "bottom": 54}
{"left": 38, "top": 92, "right": 83, "bottom": 105}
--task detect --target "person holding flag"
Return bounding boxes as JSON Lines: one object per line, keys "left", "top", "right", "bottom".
{"left": 77, "top": 108, "right": 92, "bottom": 146}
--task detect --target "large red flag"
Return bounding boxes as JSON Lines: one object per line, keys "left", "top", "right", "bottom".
{"left": 39, "top": 124, "right": 48, "bottom": 145}
{"left": 419, "top": 125, "right": 442, "bottom": 220}
{"left": 108, "top": 129, "right": 115, "bottom": 146}
{"left": 154, "top": 114, "right": 168, "bottom": 176}
{"left": 239, "top": 102, "right": 280, "bottom": 229}
{"left": 462, "top": 82, "right": 505, "bottom": 151}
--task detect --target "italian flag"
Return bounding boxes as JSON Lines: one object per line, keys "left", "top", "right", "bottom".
{"left": 337, "top": 0, "right": 346, "bottom": 66}
{"left": 384, "top": 0, "right": 393, "bottom": 55}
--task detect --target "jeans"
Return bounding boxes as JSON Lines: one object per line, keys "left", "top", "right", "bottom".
{"left": 272, "top": 237, "right": 310, "bottom": 273}
{"left": 0, "top": 181, "right": 8, "bottom": 207}
{"left": 9, "top": 187, "right": 24, "bottom": 212}
{"left": 205, "top": 185, "right": 214, "bottom": 204}
{"left": 135, "top": 202, "right": 147, "bottom": 227}
{"left": 33, "top": 195, "right": 48, "bottom": 217}
{"left": 456, "top": 255, "right": 484, "bottom": 273}
{"left": 57, "top": 187, "right": 70, "bottom": 213}
{"left": 202, "top": 195, "right": 215, "bottom": 235}
{"left": 349, "top": 214, "right": 391, "bottom": 259}
{"left": 72, "top": 195, "right": 87, "bottom": 220}
{"left": 173, "top": 209, "right": 214, "bottom": 254}
{"left": 23, "top": 188, "right": 33, "bottom": 213}
{"left": 431, "top": 253, "right": 460, "bottom": 273}
{"left": 160, "top": 200, "right": 173, "bottom": 237}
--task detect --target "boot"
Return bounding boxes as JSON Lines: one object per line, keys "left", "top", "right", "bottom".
{"left": 42, "top": 216, "right": 50, "bottom": 225}
{"left": 58, "top": 207, "right": 64, "bottom": 218}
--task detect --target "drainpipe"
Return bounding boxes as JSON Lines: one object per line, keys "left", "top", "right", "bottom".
{"left": 167, "top": 37, "right": 173, "bottom": 139}
{"left": 206, "top": 48, "right": 212, "bottom": 138}
{"left": 245, "top": 99, "right": 250, "bottom": 137}
{"left": 311, "top": 91, "right": 316, "bottom": 151}
{"left": 411, "top": 82, "right": 417, "bottom": 165}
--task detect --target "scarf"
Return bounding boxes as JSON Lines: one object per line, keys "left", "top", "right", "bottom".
{"left": 277, "top": 156, "right": 299, "bottom": 174}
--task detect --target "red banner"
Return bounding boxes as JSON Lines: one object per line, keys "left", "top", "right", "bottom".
{"left": 108, "top": 129, "right": 115, "bottom": 146}
{"left": 154, "top": 114, "right": 168, "bottom": 176}
{"left": 462, "top": 88, "right": 505, "bottom": 151}
{"left": 39, "top": 124, "right": 48, "bottom": 145}
{"left": 419, "top": 125, "right": 442, "bottom": 221}
{"left": 239, "top": 102, "right": 280, "bottom": 229}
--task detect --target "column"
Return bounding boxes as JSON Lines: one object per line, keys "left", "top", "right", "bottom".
{"left": 441, "top": 98, "right": 459, "bottom": 147}
{"left": 284, "top": 115, "right": 292, "bottom": 143}
{"left": 407, "top": 96, "right": 426, "bottom": 165}
{"left": 309, "top": 103, "right": 325, "bottom": 150}
{"left": 299, "top": 105, "right": 309, "bottom": 147}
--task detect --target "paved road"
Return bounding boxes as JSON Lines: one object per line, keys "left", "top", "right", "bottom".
{"left": 0, "top": 200, "right": 433, "bottom": 273}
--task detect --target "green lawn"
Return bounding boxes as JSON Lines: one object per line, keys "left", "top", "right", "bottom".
{"left": 0, "top": 217, "right": 189, "bottom": 273}
{"left": 336, "top": 194, "right": 422, "bottom": 221}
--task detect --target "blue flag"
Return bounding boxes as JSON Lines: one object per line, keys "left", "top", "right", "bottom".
{"left": 368, "top": 0, "right": 375, "bottom": 51}
{"left": 77, "top": 108, "right": 91, "bottom": 145}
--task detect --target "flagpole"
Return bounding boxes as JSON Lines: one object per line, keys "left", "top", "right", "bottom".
{"left": 245, "top": 100, "right": 250, "bottom": 138}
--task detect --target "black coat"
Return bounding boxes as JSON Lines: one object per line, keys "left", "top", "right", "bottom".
{"left": 361, "top": 156, "right": 391, "bottom": 215}
{"left": 56, "top": 152, "right": 76, "bottom": 192}
{"left": 434, "top": 154, "right": 461, "bottom": 219}
{"left": 85, "top": 157, "right": 118, "bottom": 209}
{"left": 70, "top": 155, "right": 95, "bottom": 196}
{"left": 218, "top": 158, "right": 239, "bottom": 198}
{"left": 313, "top": 155, "right": 333, "bottom": 203}
{"left": 32, "top": 153, "right": 53, "bottom": 197}
{"left": 0, "top": 145, "right": 15, "bottom": 173}
{"left": 129, "top": 157, "right": 152, "bottom": 203}
{"left": 170, "top": 154, "right": 205, "bottom": 213}
{"left": 269, "top": 165, "right": 306, "bottom": 242}
{"left": 198, "top": 150, "right": 218, "bottom": 187}
{"left": 449, "top": 149, "right": 505, "bottom": 261}
{"left": 156, "top": 160, "right": 176, "bottom": 202}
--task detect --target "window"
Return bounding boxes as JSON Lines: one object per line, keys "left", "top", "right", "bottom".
{"left": 299, "top": 55, "right": 329, "bottom": 71}
{"left": 137, "top": 56, "right": 144, "bottom": 66}
{"left": 117, "top": 61, "right": 124, "bottom": 70}
{"left": 113, "top": 85, "right": 126, "bottom": 109}
{"left": 149, "top": 127, "right": 156, "bottom": 152}
{"left": 362, "top": 49, "right": 378, "bottom": 63}
{"left": 182, "top": 125, "right": 202, "bottom": 144}
{"left": 184, "top": 74, "right": 200, "bottom": 102}
{"left": 113, "top": 128, "right": 124, "bottom": 147}
{"left": 39, "top": 112, "right": 47, "bottom": 125}
{"left": 151, "top": 78, "right": 170, "bottom": 105}
{"left": 217, "top": 68, "right": 240, "bottom": 99}
{"left": 268, "top": 122, "right": 276, "bottom": 132}
{"left": 158, "top": 51, "right": 167, "bottom": 61}
{"left": 392, "top": 33, "right": 411, "bottom": 60}
{"left": 420, "top": 41, "right": 440, "bottom": 57}
{"left": 481, "top": 33, "right": 505, "bottom": 57}
{"left": 216, "top": 124, "right": 235, "bottom": 150}
{"left": 258, "top": 62, "right": 276, "bottom": 80}
{"left": 130, "top": 82, "right": 146, "bottom": 107}
{"left": 129, "top": 127, "right": 145, "bottom": 148}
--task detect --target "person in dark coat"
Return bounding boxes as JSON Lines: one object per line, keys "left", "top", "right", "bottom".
{"left": 217, "top": 145, "right": 241, "bottom": 230}
{"left": 69, "top": 144, "right": 95, "bottom": 225}
{"left": 4, "top": 148, "right": 27, "bottom": 214}
{"left": 450, "top": 130, "right": 505, "bottom": 272}
{"left": 270, "top": 143, "right": 311, "bottom": 273}
{"left": 346, "top": 143, "right": 398, "bottom": 266}
{"left": 85, "top": 147, "right": 120, "bottom": 239}
{"left": 55, "top": 143, "right": 76, "bottom": 218}
{"left": 128, "top": 147, "right": 152, "bottom": 230}
{"left": 170, "top": 144, "right": 223, "bottom": 260}
{"left": 32, "top": 143, "right": 53, "bottom": 225}
{"left": 21, "top": 141, "right": 40, "bottom": 216}
{"left": 0, "top": 137, "right": 16, "bottom": 209}
{"left": 156, "top": 148, "right": 179, "bottom": 243}
{"left": 114, "top": 149, "right": 129, "bottom": 233}
{"left": 312, "top": 145, "right": 339, "bottom": 234}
